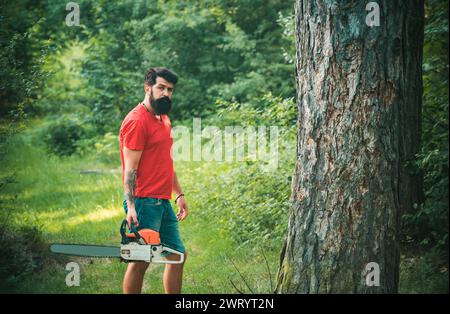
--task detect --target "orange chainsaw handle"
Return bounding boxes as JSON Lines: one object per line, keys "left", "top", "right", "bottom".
{"left": 126, "top": 229, "right": 161, "bottom": 245}
{"left": 120, "top": 219, "right": 161, "bottom": 245}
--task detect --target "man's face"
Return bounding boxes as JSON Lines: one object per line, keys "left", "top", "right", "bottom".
{"left": 146, "top": 76, "right": 174, "bottom": 100}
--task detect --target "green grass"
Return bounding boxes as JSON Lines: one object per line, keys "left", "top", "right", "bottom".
{"left": 1, "top": 120, "right": 283, "bottom": 293}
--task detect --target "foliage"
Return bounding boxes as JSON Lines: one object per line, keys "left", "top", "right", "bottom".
{"left": 194, "top": 94, "right": 296, "bottom": 248}
{"left": 0, "top": 219, "right": 49, "bottom": 291}
{"left": 43, "top": 118, "right": 87, "bottom": 156}
{"left": 0, "top": 2, "right": 47, "bottom": 287}
{"left": 35, "top": 43, "right": 91, "bottom": 117}
{"left": 399, "top": 251, "right": 449, "bottom": 293}
{"left": 214, "top": 93, "right": 296, "bottom": 128}
{"left": 77, "top": 132, "right": 120, "bottom": 164}
{"left": 75, "top": 0, "right": 295, "bottom": 132}
{"left": 0, "top": 0, "right": 50, "bottom": 116}
{"left": 197, "top": 161, "right": 292, "bottom": 248}
{"left": 401, "top": 0, "right": 449, "bottom": 261}
{"left": 0, "top": 90, "right": 47, "bottom": 292}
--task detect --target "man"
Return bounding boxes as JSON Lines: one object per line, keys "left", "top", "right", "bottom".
{"left": 119, "top": 67, "right": 188, "bottom": 294}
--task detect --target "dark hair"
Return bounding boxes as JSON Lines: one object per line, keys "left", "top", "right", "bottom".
{"left": 144, "top": 67, "right": 178, "bottom": 86}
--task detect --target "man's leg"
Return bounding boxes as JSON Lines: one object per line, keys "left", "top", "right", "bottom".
{"left": 123, "top": 262, "right": 150, "bottom": 294}
{"left": 163, "top": 252, "right": 187, "bottom": 294}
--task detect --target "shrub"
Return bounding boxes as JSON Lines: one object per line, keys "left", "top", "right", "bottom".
{"left": 400, "top": 251, "right": 449, "bottom": 293}
{"left": 213, "top": 93, "right": 296, "bottom": 128}
{"left": 76, "top": 132, "right": 120, "bottom": 164}
{"left": 192, "top": 94, "right": 296, "bottom": 249}
{"left": 0, "top": 221, "right": 49, "bottom": 291}
{"left": 43, "top": 119, "right": 87, "bottom": 156}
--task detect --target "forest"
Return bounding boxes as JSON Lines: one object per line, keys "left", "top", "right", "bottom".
{"left": 0, "top": 0, "right": 448, "bottom": 293}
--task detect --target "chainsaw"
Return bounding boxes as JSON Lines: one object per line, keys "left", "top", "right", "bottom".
{"left": 49, "top": 219, "right": 184, "bottom": 264}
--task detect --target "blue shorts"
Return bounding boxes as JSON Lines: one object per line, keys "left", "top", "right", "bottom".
{"left": 123, "top": 197, "right": 185, "bottom": 254}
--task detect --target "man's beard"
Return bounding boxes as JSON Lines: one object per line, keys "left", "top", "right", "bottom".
{"left": 150, "top": 95, "right": 172, "bottom": 115}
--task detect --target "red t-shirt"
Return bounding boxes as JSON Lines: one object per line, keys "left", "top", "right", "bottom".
{"left": 119, "top": 103, "right": 174, "bottom": 199}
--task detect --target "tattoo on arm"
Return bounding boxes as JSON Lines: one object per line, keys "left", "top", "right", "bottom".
{"left": 125, "top": 169, "right": 137, "bottom": 205}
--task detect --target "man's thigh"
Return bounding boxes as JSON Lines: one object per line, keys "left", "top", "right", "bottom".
{"left": 159, "top": 201, "right": 186, "bottom": 254}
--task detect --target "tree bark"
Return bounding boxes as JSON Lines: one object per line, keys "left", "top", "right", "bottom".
{"left": 276, "top": 0, "right": 424, "bottom": 293}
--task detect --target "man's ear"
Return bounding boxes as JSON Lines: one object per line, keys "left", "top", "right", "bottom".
{"left": 144, "top": 83, "right": 151, "bottom": 94}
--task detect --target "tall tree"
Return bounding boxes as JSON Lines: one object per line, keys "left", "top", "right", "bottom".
{"left": 276, "top": 0, "right": 424, "bottom": 293}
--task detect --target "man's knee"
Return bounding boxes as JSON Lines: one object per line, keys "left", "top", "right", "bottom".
{"left": 128, "top": 262, "right": 149, "bottom": 273}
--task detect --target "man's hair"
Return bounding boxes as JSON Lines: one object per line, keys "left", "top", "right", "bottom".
{"left": 144, "top": 67, "right": 178, "bottom": 86}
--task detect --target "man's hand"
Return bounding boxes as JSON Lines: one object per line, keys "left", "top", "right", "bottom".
{"left": 126, "top": 207, "right": 139, "bottom": 229}
{"left": 175, "top": 196, "right": 188, "bottom": 221}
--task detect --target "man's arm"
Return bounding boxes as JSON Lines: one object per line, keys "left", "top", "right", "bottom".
{"left": 173, "top": 171, "right": 188, "bottom": 221}
{"left": 123, "top": 146, "right": 143, "bottom": 228}
{"left": 172, "top": 171, "right": 183, "bottom": 196}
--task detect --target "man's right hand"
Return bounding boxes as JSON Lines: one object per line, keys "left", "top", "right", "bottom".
{"left": 126, "top": 207, "right": 139, "bottom": 230}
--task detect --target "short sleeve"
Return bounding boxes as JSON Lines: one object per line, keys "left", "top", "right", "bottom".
{"left": 121, "top": 118, "right": 146, "bottom": 150}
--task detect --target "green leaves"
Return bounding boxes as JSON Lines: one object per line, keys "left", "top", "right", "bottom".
{"left": 74, "top": 0, "right": 295, "bottom": 126}
{"left": 401, "top": 0, "right": 448, "bottom": 260}
{"left": 43, "top": 119, "right": 87, "bottom": 157}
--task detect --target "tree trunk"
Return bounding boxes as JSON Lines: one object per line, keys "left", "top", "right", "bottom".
{"left": 276, "top": 0, "right": 424, "bottom": 293}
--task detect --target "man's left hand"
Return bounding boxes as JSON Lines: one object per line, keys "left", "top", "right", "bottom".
{"left": 175, "top": 196, "right": 188, "bottom": 221}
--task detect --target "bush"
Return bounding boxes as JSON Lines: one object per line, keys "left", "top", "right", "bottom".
{"left": 213, "top": 93, "right": 296, "bottom": 128}
{"left": 190, "top": 94, "right": 296, "bottom": 249}
{"left": 226, "top": 164, "right": 291, "bottom": 245}
{"left": 43, "top": 119, "right": 87, "bottom": 156}
{"left": 195, "top": 159, "right": 293, "bottom": 249}
{"left": 76, "top": 132, "right": 120, "bottom": 164}
{"left": 400, "top": 251, "right": 449, "bottom": 293}
{"left": 0, "top": 221, "right": 49, "bottom": 291}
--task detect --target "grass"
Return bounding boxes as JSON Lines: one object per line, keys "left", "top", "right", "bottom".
{"left": 0, "top": 119, "right": 283, "bottom": 294}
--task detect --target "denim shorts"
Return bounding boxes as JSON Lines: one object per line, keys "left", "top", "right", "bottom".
{"left": 123, "top": 197, "right": 185, "bottom": 254}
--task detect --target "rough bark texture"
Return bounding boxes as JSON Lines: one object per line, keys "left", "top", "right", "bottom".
{"left": 276, "top": 0, "right": 424, "bottom": 293}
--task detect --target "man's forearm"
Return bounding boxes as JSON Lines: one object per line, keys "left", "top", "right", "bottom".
{"left": 172, "top": 172, "right": 183, "bottom": 196}
{"left": 124, "top": 169, "right": 137, "bottom": 209}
